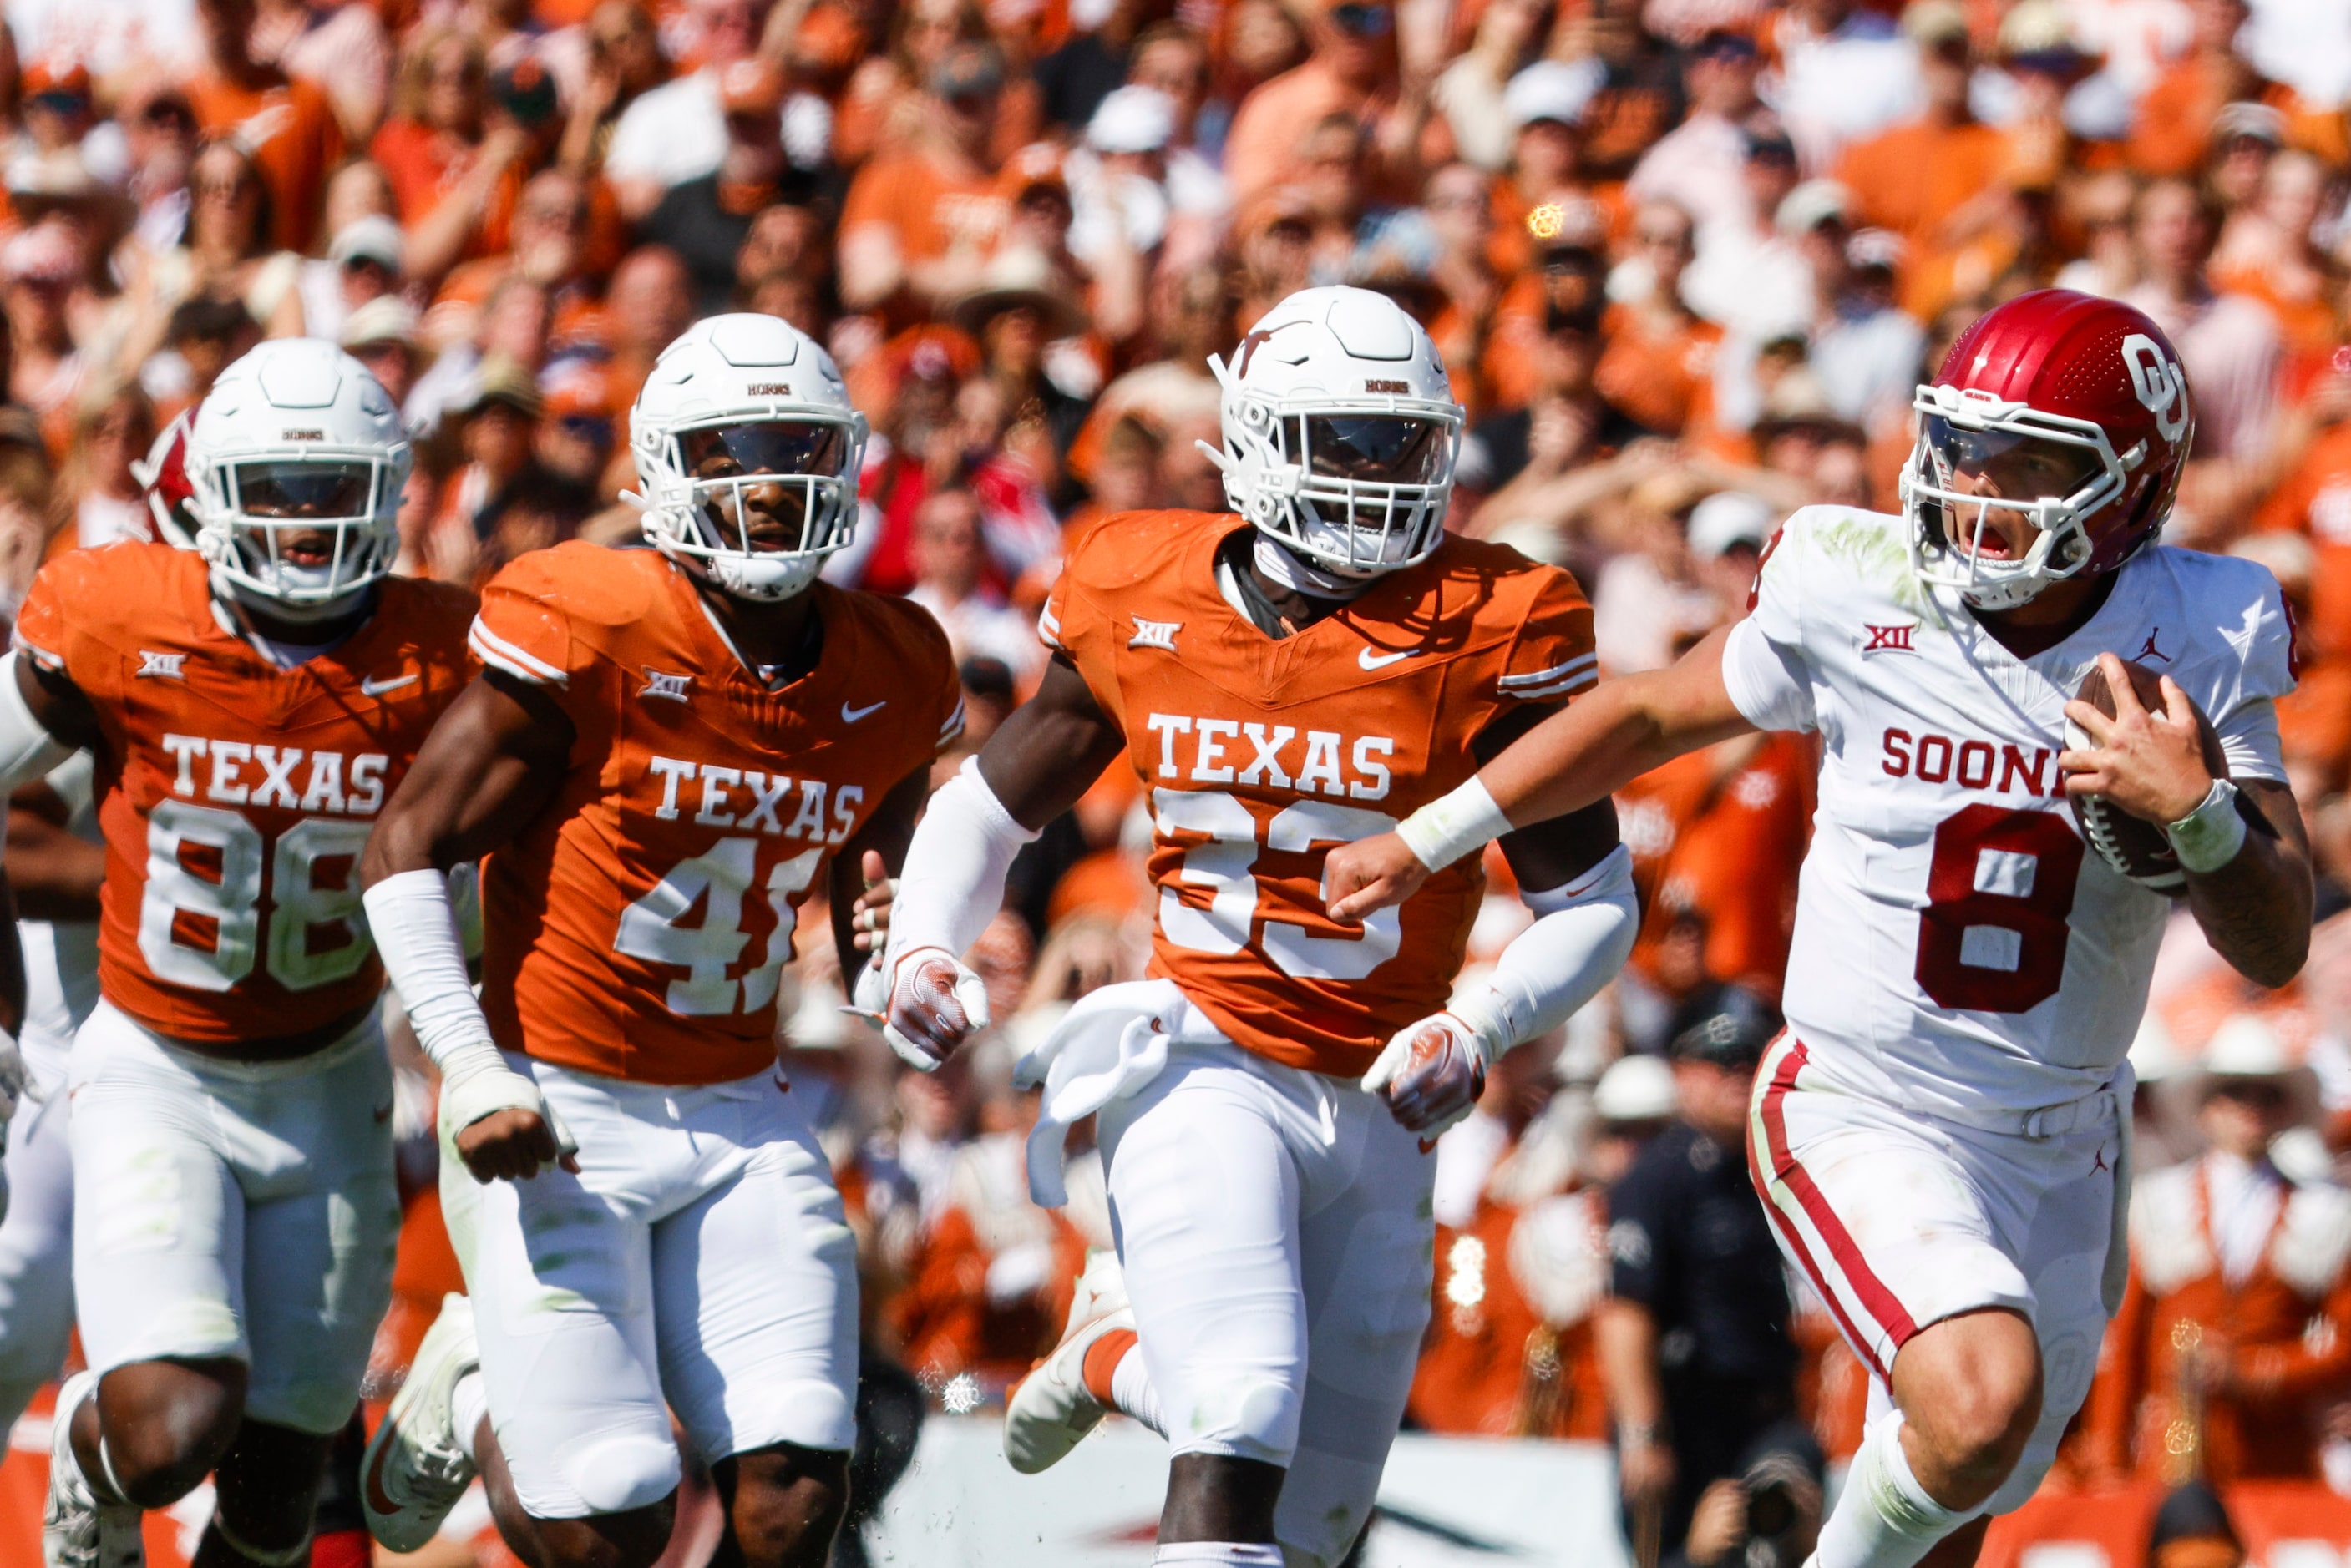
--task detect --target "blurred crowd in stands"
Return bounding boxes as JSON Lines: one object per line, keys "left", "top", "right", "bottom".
{"left": 9, "top": 0, "right": 2351, "bottom": 1557}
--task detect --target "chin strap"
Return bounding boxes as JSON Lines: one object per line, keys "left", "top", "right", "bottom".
{"left": 1249, "top": 533, "right": 1373, "bottom": 599}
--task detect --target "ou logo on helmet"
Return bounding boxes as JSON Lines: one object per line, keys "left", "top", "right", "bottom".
{"left": 2122, "top": 333, "right": 2190, "bottom": 443}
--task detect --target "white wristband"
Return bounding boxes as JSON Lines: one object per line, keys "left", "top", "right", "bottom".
{"left": 1396, "top": 776, "right": 1515, "bottom": 872}
{"left": 2166, "top": 777, "right": 2247, "bottom": 874}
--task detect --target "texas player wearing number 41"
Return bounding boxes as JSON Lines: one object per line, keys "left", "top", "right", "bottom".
{"left": 879, "top": 286, "right": 1640, "bottom": 1568}
{"left": 355, "top": 315, "right": 958, "bottom": 1568}
{"left": 1328, "top": 289, "right": 2316, "bottom": 1568}
{"left": 0, "top": 339, "right": 474, "bottom": 1568}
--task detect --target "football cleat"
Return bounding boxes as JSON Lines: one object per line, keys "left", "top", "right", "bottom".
{"left": 360, "top": 1292, "right": 480, "bottom": 1552}
{"left": 43, "top": 1371, "right": 144, "bottom": 1568}
{"left": 1004, "top": 1250, "right": 1135, "bottom": 1474}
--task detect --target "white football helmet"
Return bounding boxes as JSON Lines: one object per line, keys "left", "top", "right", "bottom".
{"left": 183, "top": 339, "right": 410, "bottom": 620}
{"left": 630, "top": 313, "right": 867, "bottom": 602}
{"left": 1204, "top": 286, "right": 1462, "bottom": 579}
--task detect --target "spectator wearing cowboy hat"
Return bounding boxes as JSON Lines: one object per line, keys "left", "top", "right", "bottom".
{"left": 2085, "top": 1012, "right": 2351, "bottom": 1488}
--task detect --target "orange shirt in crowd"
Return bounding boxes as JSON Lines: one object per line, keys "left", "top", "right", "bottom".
{"left": 185, "top": 70, "right": 346, "bottom": 250}
{"left": 1836, "top": 116, "right": 2010, "bottom": 317}
{"left": 885, "top": 1196, "right": 1092, "bottom": 1389}
{"left": 1222, "top": 59, "right": 1367, "bottom": 214}
{"left": 2253, "top": 422, "right": 2351, "bottom": 661}
{"left": 1410, "top": 1192, "right": 1612, "bottom": 1440}
{"left": 2083, "top": 1157, "right": 2351, "bottom": 1487}
{"left": 1615, "top": 731, "right": 1812, "bottom": 998}
{"left": 1594, "top": 302, "right": 1721, "bottom": 439}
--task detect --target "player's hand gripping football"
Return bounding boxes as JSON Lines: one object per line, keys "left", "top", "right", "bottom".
{"left": 1362, "top": 1013, "right": 1489, "bottom": 1136}
{"left": 1325, "top": 832, "right": 1434, "bottom": 923}
{"left": 882, "top": 945, "right": 991, "bottom": 1070}
{"left": 2059, "top": 651, "right": 2213, "bottom": 826}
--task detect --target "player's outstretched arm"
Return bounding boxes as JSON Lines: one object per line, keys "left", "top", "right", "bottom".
{"left": 880, "top": 655, "right": 1127, "bottom": 1068}
{"left": 2060, "top": 652, "right": 2313, "bottom": 988}
{"left": 1327, "top": 627, "right": 1757, "bottom": 920}
{"left": 361, "top": 671, "right": 579, "bottom": 1184}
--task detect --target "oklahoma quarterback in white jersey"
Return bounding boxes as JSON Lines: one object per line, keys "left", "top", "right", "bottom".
{"left": 878, "top": 286, "right": 1640, "bottom": 1568}
{"left": 1328, "top": 289, "right": 2314, "bottom": 1568}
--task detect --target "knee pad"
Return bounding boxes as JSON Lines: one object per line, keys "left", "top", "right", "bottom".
{"left": 559, "top": 1433, "right": 682, "bottom": 1517}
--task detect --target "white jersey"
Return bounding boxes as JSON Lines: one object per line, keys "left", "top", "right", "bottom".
{"left": 1721, "top": 506, "right": 2294, "bottom": 1121}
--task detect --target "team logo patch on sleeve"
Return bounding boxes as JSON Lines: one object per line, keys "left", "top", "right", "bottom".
{"left": 641, "top": 669, "right": 693, "bottom": 702}
{"left": 1128, "top": 620, "right": 1181, "bottom": 652}
{"left": 137, "top": 651, "right": 187, "bottom": 679}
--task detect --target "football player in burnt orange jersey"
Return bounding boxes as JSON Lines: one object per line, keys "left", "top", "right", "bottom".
{"left": 0, "top": 340, "right": 473, "bottom": 1568}
{"left": 879, "top": 287, "right": 1643, "bottom": 1568}
{"left": 355, "top": 315, "right": 960, "bottom": 1568}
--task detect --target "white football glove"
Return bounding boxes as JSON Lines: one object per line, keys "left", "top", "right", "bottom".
{"left": 1361, "top": 1012, "right": 1495, "bottom": 1138}
{"left": 883, "top": 944, "right": 991, "bottom": 1070}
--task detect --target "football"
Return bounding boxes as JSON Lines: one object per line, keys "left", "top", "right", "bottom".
{"left": 2064, "top": 658, "right": 2227, "bottom": 896}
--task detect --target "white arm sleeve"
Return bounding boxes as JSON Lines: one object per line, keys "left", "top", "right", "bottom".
{"left": 0, "top": 651, "right": 75, "bottom": 812}
{"left": 1452, "top": 844, "right": 1639, "bottom": 1055}
{"left": 361, "top": 868, "right": 548, "bottom": 1135}
{"left": 884, "top": 756, "right": 1041, "bottom": 968}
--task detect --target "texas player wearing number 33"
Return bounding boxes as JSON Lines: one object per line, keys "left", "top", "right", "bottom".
{"left": 354, "top": 315, "right": 957, "bottom": 1568}
{"left": 0, "top": 339, "right": 474, "bottom": 1568}
{"left": 880, "top": 286, "right": 1640, "bottom": 1568}
{"left": 1329, "top": 289, "right": 2316, "bottom": 1568}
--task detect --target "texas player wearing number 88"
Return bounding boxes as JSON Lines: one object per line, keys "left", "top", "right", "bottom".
{"left": 1326, "top": 289, "right": 2315, "bottom": 1568}
{"left": 879, "top": 286, "right": 1642, "bottom": 1568}
{"left": 0, "top": 338, "right": 475, "bottom": 1568}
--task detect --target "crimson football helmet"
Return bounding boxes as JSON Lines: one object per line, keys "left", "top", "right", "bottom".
{"left": 1901, "top": 289, "right": 2193, "bottom": 610}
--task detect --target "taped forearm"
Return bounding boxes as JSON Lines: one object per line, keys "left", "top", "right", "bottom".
{"left": 0, "top": 654, "right": 72, "bottom": 810}
{"left": 886, "top": 757, "right": 1041, "bottom": 965}
{"left": 1452, "top": 845, "right": 1638, "bottom": 1051}
{"left": 362, "top": 868, "right": 536, "bottom": 1128}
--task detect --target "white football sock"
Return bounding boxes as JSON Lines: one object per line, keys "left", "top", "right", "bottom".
{"left": 1811, "top": 1415, "right": 1969, "bottom": 1568}
{"left": 1112, "top": 1346, "right": 1167, "bottom": 1437}
{"left": 451, "top": 1370, "right": 490, "bottom": 1466}
{"left": 1151, "top": 1545, "right": 1284, "bottom": 1565}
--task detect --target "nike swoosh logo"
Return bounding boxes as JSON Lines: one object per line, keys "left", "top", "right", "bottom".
{"left": 363, "top": 1423, "right": 402, "bottom": 1515}
{"left": 841, "top": 700, "right": 888, "bottom": 723}
{"left": 1360, "top": 649, "right": 1419, "bottom": 670}
{"left": 361, "top": 673, "right": 419, "bottom": 697}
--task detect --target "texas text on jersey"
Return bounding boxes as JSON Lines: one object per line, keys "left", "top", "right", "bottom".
{"left": 467, "top": 539, "right": 963, "bottom": 1084}
{"left": 13, "top": 541, "right": 476, "bottom": 1043}
{"left": 1041, "top": 508, "right": 1597, "bottom": 1078}
{"left": 1723, "top": 503, "right": 2294, "bottom": 1119}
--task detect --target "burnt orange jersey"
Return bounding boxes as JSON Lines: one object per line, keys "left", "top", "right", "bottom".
{"left": 13, "top": 544, "right": 476, "bottom": 1044}
{"left": 469, "top": 544, "right": 962, "bottom": 1085}
{"left": 1043, "top": 511, "right": 1596, "bottom": 1078}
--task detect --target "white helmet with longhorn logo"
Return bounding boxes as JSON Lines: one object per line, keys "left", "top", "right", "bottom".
{"left": 1203, "top": 286, "right": 1463, "bottom": 580}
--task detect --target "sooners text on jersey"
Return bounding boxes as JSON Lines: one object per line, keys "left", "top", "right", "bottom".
{"left": 1043, "top": 510, "right": 1597, "bottom": 1078}
{"left": 1721, "top": 506, "right": 2296, "bottom": 1118}
{"left": 13, "top": 543, "right": 477, "bottom": 1044}
{"left": 468, "top": 543, "right": 962, "bottom": 1085}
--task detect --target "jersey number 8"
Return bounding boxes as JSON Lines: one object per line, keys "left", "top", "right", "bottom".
{"left": 140, "top": 800, "right": 377, "bottom": 992}
{"left": 1915, "top": 804, "right": 2085, "bottom": 1014}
